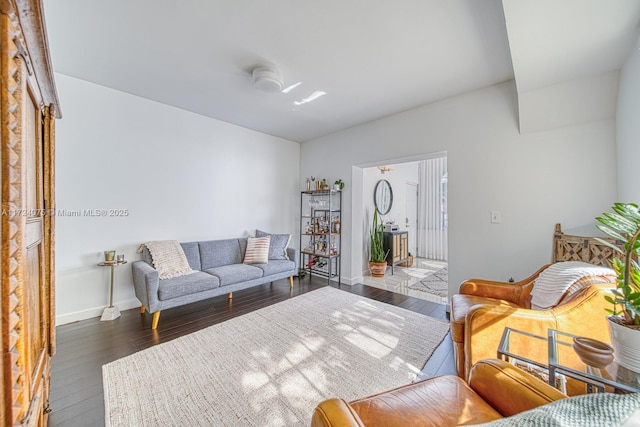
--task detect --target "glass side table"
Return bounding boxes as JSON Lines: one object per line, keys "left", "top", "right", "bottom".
{"left": 548, "top": 329, "right": 640, "bottom": 393}
{"left": 497, "top": 327, "right": 548, "bottom": 369}
{"left": 497, "top": 327, "right": 566, "bottom": 391}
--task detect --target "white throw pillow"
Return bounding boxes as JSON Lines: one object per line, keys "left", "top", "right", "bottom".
{"left": 243, "top": 236, "right": 270, "bottom": 265}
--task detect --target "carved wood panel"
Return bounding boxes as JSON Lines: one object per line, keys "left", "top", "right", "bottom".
{"left": 553, "top": 223, "right": 623, "bottom": 267}
{"left": 2, "top": 1, "right": 58, "bottom": 425}
{"left": 2, "top": 7, "right": 28, "bottom": 425}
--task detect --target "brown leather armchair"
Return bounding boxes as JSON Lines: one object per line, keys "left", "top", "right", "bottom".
{"left": 310, "top": 359, "right": 567, "bottom": 427}
{"left": 450, "top": 264, "right": 616, "bottom": 389}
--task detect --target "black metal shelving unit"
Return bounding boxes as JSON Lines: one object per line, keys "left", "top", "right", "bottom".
{"left": 300, "top": 189, "right": 341, "bottom": 284}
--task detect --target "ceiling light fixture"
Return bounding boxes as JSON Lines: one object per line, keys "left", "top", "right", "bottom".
{"left": 378, "top": 166, "right": 393, "bottom": 174}
{"left": 252, "top": 65, "right": 283, "bottom": 93}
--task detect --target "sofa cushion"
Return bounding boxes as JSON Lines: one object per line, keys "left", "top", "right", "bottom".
{"left": 180, "top": 242, "right": 202, "bottom": 271}
{"left": 204, "top": 264, "right": 263, "bottom": 286}
{"left": 255, "top": 230, "right": 291, "bottom": 260}
{"left": 199, "top": 239, "right": 243, "bottom": 269}
{"left": 254, "top": 260, "right": 295, "bottom": 276}
{"left": 158, "top": 271, "right": 220, "bottom": 300}
{"left": 350, "top": 375, "right": 502, "bottom": 426}
{"left": 243, "top": 236, "right": 270, "bottom": 264}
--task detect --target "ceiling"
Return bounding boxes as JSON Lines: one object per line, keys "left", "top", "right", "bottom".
{"left": 43, "top": 0, "right": 640, "bottom": 143}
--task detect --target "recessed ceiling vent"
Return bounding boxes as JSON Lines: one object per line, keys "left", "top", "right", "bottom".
{"left": 252, "top": 65, "right": 283, "bottom": 93}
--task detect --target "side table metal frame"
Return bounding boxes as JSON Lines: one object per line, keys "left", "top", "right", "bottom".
{"left": 548, "top": 329, "right": 640, "bottom": 393}
{"left": 97, "top": 260, "right": 127, "bottom": 321}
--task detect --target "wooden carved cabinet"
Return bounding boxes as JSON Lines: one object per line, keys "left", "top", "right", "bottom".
{"left": 1, "top": 0, "right": 60, "bottom": 425}
{"left": 383, "top": 231, "right": 408, "bottom": 275}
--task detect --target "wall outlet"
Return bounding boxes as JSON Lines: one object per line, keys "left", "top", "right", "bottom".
{"left": 490, "top": 211, "right": 501, "bottom": 224}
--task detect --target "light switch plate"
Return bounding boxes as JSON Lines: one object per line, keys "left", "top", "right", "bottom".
{"left": 490, "top": 211, "right": 501, "bottom": 224}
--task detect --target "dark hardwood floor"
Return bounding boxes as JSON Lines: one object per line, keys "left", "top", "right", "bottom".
{"left": 48, "top": 276, "right": 455, "bottom": 426}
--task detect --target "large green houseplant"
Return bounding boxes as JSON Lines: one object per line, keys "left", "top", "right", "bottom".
{"left": 369, "top": 209, "right": 389, "bottom": 277}
{"left": 595, "top": 202, "right": 640, "bottom": 371}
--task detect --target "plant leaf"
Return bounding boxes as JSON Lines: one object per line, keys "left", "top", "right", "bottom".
{"left": 595, "top": 226, "right": 626, "bottom": 244}
{"left": 594, "top": 236, "right": 625, "bottom": 255}
{"left": 603, "top": 212, "right": 637, "bottom": 234}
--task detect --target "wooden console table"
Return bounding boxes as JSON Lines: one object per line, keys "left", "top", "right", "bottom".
{"left": 383, "top": 231, "right": 408, "bottom": 275}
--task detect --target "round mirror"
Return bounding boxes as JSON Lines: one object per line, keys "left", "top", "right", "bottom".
{"left": 374, "top": 179, "right": 393, "bottom": 215}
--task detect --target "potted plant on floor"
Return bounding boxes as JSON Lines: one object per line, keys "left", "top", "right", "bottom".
{"left": 369, "top": 209, "right": 389, "bottom": 277}
{"left": 595, "top": 202, "right": 640, "bottom": 372}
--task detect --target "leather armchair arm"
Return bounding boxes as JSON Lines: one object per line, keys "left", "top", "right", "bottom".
{"left": 311, "top": 398, "right": 365, "bottom": 427}
{"left": 464, "top": 305, "right": 557, "bottom": 376}
{"left": 469, "top": 359, "right": 567, "bottom": 417}
{"left": 459, "top": 264, "right": 550, "bottom": 306}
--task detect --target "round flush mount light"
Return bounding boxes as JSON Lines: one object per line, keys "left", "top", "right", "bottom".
{"left": 252, "top": 65, "right": 283, "bottom": 92}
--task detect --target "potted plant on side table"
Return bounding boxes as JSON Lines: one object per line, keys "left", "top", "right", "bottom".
{"left": 596, "top": 202, "right": 640, "bottom": 372}
{"left": 369, "top": 209, "right": 389, "bottom": 277}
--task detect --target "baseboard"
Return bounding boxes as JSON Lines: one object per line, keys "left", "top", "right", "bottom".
{"left": 340, "top": 275, "right": 363, "bottom": 285}
{"left": 56, "top": 298, "right": 140, "bottom": 325}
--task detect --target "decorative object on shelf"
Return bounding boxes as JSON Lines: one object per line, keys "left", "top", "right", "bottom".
{"left": 305, "top": 177, "right": 311, "bottom": 191}
{"left": 117, "top": 254, "right": 125, "bottom": 263}
{"left": 369, "top": 209, "right": 389, "bottom": 277}
{"left": 595, "top": 202, "right": 640, "bottom": 372}
{"left": 104, "top": 250, "right": 116, "bottom": 262}
{"left": 374, "top": 179, "right": 393, "bottom": 215}
{"left": 572, "top": 336, "right": 614, "bottom": 368}
{"left": 333, "top": 179, "right": 345, "bottom": 191}
{"left": 383, "top": 222, "right": 399, "bottom": 232}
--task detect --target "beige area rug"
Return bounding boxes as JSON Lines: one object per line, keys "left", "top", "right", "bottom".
{"left": 103, "top": 287, "right": 449, "bottom": 426}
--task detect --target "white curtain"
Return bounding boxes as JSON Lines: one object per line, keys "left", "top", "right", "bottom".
{"left": 417, "top": 157, "right": 448, "bottom": 261}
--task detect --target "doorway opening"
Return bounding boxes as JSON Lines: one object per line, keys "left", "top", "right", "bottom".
{"left": 355, "top": 153, "right": 448, "bottom": 304}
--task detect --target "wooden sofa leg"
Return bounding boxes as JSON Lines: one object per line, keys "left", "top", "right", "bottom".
{"left": 289, "top": 276, "right": 294, "bottom": 288}
{"left": 152, "top": 311, "right": 161, "bottom": 329}
{"left": 228, "top": 292, "right": 232, "bottom": 299}
{"left": 140, "top": 305, "right": 146, "bottom": 314}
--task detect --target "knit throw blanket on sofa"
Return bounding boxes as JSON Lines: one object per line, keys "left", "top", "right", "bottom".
{"left": 470, "top": 391, "right": 640, "bottom": 426}
{"left": 530, "top": 261, "right": 614, "bottom": 310}
{"left": 139, "top": 240, "right": 195, "bottom": 279}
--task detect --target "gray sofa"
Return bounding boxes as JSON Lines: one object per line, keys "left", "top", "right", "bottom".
{"left": 132, "top": 238, "right": 298, "bottom": 329}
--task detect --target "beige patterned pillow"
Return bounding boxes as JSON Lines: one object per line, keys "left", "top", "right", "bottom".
{"left": 243, "top": 236, "right": 270, "bottom": 264}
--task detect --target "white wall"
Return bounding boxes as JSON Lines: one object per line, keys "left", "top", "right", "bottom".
{"left": 301, "top": 81, "right": 617, "bottom": 294}
{"left": 616, "top": 37, "right": 640, "bottom": 202}
{"left": 55, "top": 74, "right": 300, "bottom": 325}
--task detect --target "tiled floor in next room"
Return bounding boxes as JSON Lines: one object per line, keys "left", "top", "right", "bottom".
{"left": 361, "top": 257, "right": 449, "bottom": 306}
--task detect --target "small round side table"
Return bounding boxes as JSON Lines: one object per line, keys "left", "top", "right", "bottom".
{"left": 97, "top": 260, "right": 127, "bottom": 321}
